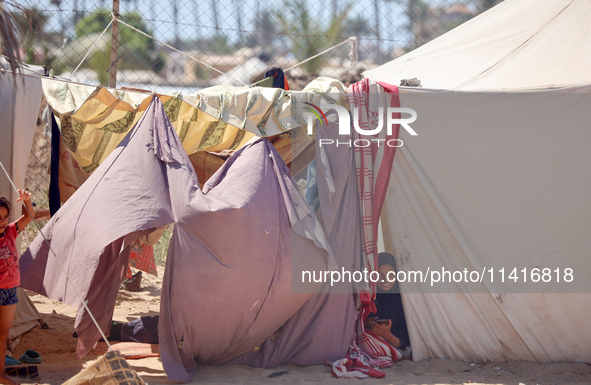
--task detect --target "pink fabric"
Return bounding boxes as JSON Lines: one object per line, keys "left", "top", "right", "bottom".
{"left": 326, "top": 80, "right": 401, "bottom": 380}
{"left": 331, "top": 357, "right": 386, "bottom": 379}
{"left": 331, "top": 358, "right": 369, "bottom": 379}
{"left": 354, "top": 302, "right": 401, "bottom": 367}
{"left": 349, "top": 338, "right": 394, "bottom": 370}
{"left": 0, "top": 222, "right": 20, "bottom": 288}
{"left": 348, "top": 79, "right": 400, "bottom": 302}
{"left": 128, "top": 241, "right": 157, "bottom": 276}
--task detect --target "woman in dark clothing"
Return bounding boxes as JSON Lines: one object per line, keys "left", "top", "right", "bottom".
{"left": 366, "top": 252, "right": 410, "bottom": 350}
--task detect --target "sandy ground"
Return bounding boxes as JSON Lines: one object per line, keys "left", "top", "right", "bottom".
{"left": 8, "top": 267, "right": 591, "bottom": 385}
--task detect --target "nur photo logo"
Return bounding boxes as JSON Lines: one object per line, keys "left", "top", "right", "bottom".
{"left": 303, "top": 102, "right": 418, "bottom": 148}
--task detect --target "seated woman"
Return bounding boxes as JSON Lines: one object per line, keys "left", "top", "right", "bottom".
{"left": 366, "top": 252, "right": 410, "bottom": 351}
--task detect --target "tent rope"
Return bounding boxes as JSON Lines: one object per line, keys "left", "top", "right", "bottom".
{"left": 113, "top": 14, "right": 250, "bottom": 87}
{"left": 283, "top": 37, "right": 358, "bottom": 74}
{"left": 0, "top": 69, "right": 154, "bottom": 93}
{"left": 71, "top": 15, "right": 115, "bottom": 77}
{"left": 0, "top": 160, "right": 112, "bottom": 348}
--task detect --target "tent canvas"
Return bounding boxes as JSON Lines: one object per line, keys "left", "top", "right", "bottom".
{"left": 364, "top": 0, "right": 591, "bottom": 363}
{"left": 22, "top": 72, "right": 402, "bottom": 382}
{"left": 364, "top": 0, "right": 591, "bottom": 91}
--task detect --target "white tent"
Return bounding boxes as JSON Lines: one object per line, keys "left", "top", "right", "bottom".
{"left": 365, "top": 0, "right": 591, "bottom": 91}
{"left": 365, "top": 0, "right": 591, "bottom": 363}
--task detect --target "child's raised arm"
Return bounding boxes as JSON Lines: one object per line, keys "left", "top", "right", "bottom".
{"left": 16, "top": 189, "right": 35, "bottom": 232}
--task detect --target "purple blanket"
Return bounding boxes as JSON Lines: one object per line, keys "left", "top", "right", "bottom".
{"left": 20, "top": 97, "right": 343, "bottom": 382}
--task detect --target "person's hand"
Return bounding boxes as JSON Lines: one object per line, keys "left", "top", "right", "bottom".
{"left": 371, "top": 319, "right": 392, "bottom": 338}
{"left": 364, "top": 317, "right": 378, "bottom": 329}
{"left": 16, "top": 189, "right": 32, "bottom": 202}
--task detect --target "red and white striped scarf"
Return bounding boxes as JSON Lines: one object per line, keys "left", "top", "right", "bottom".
{"left": 348, "top": 79, "right": 400, "bottom": 301}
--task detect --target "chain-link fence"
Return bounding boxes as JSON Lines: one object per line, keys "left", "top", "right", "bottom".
{"left": 4, "top": 0, "right": 503, "bottom": 249}
{"left": 5, "top": 0, "right": 502, "bottom": 91}
{"left": 4, "top": 0, "right": 505, "bottom": 256}
{"left": 18, "top": 99, "right": 50, "bottom": 251}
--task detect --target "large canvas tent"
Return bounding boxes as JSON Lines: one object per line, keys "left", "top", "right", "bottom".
{"left": 364, "top": 0, "right": 591, "bottom": 363}
{"left": 365, "top": 0, "right": 591, "bottom": 91}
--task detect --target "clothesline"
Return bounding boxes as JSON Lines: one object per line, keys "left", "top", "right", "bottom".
{"left": 112, "top": 14, "right": 250, "bottom": 87}
{"left": 284, "top": 37, "right": 358, "bottom": 73}
{"left": 0, "top": 68, "right": 154, "bottom": 94}
{"left": 67, "top": 12, "right": 358, "bottom": 88}
{"left": 71, "top": 16, "right": 114, "bottom": 76}
{"left": 1, "top": 16, "right": 360, "bottom": 99}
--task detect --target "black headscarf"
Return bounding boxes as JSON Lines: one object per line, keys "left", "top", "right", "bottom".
{"left": 377, "top": 252, "right": 400, "bottom": 294}
{"left": 372, "top": 252, "right": 410, "bottom": 349}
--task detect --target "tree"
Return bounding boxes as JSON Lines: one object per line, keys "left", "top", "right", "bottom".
{"left": 90, "top": 43, "right": 111, "bottom": 86}
{"left": 204, "top": 34, "right": 232, "bottom": 54}
{"left": 343, "top": 15, "right": 371, "bottom": 38}
{"left": 75, "top": 9, "right": 155, "bottom": 66}
{"left": 73, "top": 9, "right": 160, "bottom": 85}
{"left": 0, "top": 0, "right": 22, "bottom": 75}
{"left": 406, "top": 0, "right": 430, "bottom": 48}
{"left": 12, "top": 7, "right": 47, "bottom": 40}
{"left": 8, "top": 7, "right": 68, "bottom": 75}
{"left": 247, "top": 10, "right": 277, "bottom": 50}
{"left": 276, "top": 0, "right": 353, "bottom": 75}
{"left": 12, "top": 8, "right": 48, "bottom": 63}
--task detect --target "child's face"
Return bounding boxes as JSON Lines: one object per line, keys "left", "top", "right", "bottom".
{"left": 0, "top": 207, "right": 8, "bottom": 233}
{"left": 377, "top": 263, "right": 396, "bottom": 292}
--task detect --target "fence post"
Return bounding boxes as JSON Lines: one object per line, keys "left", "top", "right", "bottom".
{"left": 109, "top": 0, "right": 120, "bottom": 88}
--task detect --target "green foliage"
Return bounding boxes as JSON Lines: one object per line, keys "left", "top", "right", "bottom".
{"left": 151, "top": 51, "right": 167, "bottom": 74}
{"left": 10, "top": 7, "right": 66, "bottom": 74}
{"left": 183, "top": 34, "right": 234, "bottom": 54}
{"left": 44, "top": 48, "right": 67, "bottom": 75}
{"left": 75, "top": 9, "right": 155, "bottom": 68}
{"left": 205, "top": 35, "right": 232, "bottom": 54}
{"left": 75, "top": 9, "right": 111, "bottom": 38}
{"left": 12, "top": 7, "right": 48, "bottom": 40}
{"left": 0, "top": 3, "right": 23, "bottom": 74}
{"left": 25, "top": 46, "right": 35, "bottom": 63}
{"left": 154, "top": 226, "right": 173, "bottom": 266}
{"left": 342, "top": 15, "right": 371, "bottom": 37}
{"left": 194, "top": 63, "right": 214, "bottom": 80}
{"left": 89, "top": 44, "right": 111, "bottom": 86}
{"left": 276, "top": 0, "right": 353, "bottom": 75}
{"left": 246, "top": 10, "right": 277, "bottom": 50}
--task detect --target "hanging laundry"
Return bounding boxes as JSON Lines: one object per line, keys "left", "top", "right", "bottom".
{"left": 20, "top": 97, "right": 334, "bottom": 383}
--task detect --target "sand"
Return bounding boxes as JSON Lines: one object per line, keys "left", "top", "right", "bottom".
{"left": 9, "top": 267, "right": 591, "bottom": 384}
